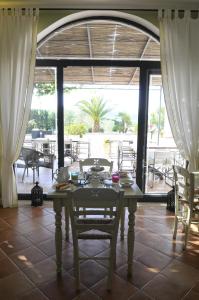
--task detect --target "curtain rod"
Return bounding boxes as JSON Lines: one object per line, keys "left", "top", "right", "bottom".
{"left": 2, "top": 8, "right": 198, "bottom": 12}
{"left": 1, "top": 8, "right": 158, "bottom": 11}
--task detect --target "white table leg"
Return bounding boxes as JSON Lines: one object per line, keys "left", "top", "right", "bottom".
{"left": 54, "top": 202, "right": 62, "bottom": 274}
{"left": 127, "top": 202, "right": 135, "bottom": 277}
{"left": 120, "top": 207, "right": 125, "bottom": 240}
{"left": 64, "top": 206, "right": 69, "bottom": 240}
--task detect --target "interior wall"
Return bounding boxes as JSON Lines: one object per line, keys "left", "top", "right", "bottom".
{"left": 38, "top": 9, "right": 159, "bottom": 33}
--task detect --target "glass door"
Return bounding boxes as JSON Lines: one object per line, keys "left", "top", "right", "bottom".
{"left": 63, "top": 66, "right": 139, "bottom": 177}
{"left": 145, "top": 74, "right": 182, "bottom": 194}
{"left": 16, "top": 67, "right": 57, "bottom": 194}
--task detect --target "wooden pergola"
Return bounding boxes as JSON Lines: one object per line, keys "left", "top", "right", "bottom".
{"left": 35, "top": 20, "right": 160, "bottom": 86}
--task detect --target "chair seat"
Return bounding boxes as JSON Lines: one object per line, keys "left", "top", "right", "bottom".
{"left": 78, "top": 232, "right": 112, "bottom": 239}
{"left": 76, "top": 218, "right": 114, "bottom": 224}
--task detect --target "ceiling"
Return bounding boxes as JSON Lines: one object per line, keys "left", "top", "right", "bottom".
{"left": 36, "top": 20, "right": 160, "bottom": 86}
{"left": 1, "top": 1, "right": 199, "bottom": 9}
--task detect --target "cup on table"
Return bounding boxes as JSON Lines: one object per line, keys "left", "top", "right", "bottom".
{"left": 71, "top": 172, "right": 79, "bottom": 184}
{"left": 111, "top": 173, "right": 120, "bottom": 183}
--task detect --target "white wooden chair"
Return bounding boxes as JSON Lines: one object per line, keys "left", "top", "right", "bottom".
{"left": 79, "top": 157, "right": 126, "bottom": 239}
{"left": 79, "top": 157, "right": 113, "bottom": 173}
{"left": 68, "top": 187, "right": 124, "bottom": 291}
{"left": 173, "top": 165, "right": 199, "bottom": 249}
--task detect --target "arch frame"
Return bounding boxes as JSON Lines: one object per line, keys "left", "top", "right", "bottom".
{"left": 37, "top": 10, "right": 159, "bottom": 47}
{"left": 35, "top": 11, "right": 163, "bottom": 197}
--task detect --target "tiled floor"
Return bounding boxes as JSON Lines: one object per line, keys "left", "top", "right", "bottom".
{"left": 0, "top": 202, "right": 198, "bottom": 300}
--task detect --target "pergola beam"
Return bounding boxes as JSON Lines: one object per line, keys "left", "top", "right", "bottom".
{"left": 128, "top": 37, "right": 151, "bottom": 85}
{"left": 86, "top": 24, "right": 95, "bottom": 83}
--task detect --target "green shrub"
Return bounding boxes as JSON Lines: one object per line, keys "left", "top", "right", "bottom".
{"left": 65, "top": 123, "right": 87, "bottom": 136}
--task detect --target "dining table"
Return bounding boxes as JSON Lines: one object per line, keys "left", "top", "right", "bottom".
{"left": 48, "top": 181, "right": 143, "bottom": 277}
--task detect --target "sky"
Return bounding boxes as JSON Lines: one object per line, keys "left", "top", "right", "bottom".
{"left": 31, "top": 84, "right": 164, "bottom": 123}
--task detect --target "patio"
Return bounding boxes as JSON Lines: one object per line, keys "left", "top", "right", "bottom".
{"left": 16, "top": 133, "right": 177, "bottom": 194}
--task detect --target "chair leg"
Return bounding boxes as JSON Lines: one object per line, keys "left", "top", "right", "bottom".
{"left": 107, "top": 240, "right": 114, "bottom": 291}
{"left": 173, "top": 216, "right": 178, "bottom": 239}
{"left": 183, "top": 219, "right": 191, "bottom": 250}
{"left": 112, "top": 240, "right": 117, "bottom": 271}
{"left": 22, "top": 167, "right": 27, "bottom": 182}
{"left": 183, "top": 225, "right": 189, "bottom": 250}
{"left": 73, "top": 240, "right": 80, "bottom": 290}
{"left": 120, "top": 208, "right": 125, "bottom": 240}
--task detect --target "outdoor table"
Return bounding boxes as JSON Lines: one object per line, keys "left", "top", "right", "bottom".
{"left": 48, "top": 182, "right": 143, "bottom": 277}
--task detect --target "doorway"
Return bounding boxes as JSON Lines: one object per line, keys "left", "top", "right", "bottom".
{"left": 16, "top": 15, "right": 175, "bottom": 198}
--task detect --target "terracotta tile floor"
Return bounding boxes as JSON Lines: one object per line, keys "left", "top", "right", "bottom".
{"left": 0, "top": 202, "right": 198, "bottom": 300}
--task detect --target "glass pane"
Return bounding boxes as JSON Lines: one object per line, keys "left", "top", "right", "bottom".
{"left": 145, "top": 75, "right": 184, "bottom": 193}
{"left": 63, "top": 66, "right": 139, "bottom": 176}
{"left": 15, "top": 67, "right": 57, "bottom": 194}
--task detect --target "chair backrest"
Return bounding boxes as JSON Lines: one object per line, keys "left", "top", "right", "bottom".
{"left": 79, "top": 158, "right": 113, "bottom": 173}
{"left": 69, "top": 187, "right": 124, "bottom": 239}
{"left": 75, "top": 141, "right": 91, "bottom": 159}
{"left": 21, "top": 147, "right": 41, "bottom": 164}
{"left": 173, "top": 165, "right": 195, "bottom": 210}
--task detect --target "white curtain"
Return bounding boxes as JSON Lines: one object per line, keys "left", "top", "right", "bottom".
{"left": 159, "top": 10, "right": 199, "bottom": 171}
{"left": 0, "top": 8, "right": 39, "bottom": 208}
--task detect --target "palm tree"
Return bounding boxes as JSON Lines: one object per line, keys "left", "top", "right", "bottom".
{"left": 77, "top": 96, "right": 110, "bottom": 132}
{"left": 113, "top": 112, "right": 132, "bottom": 133}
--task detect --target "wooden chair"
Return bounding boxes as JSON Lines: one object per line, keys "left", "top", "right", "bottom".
{"left": 79, "top": 157, "right": 126, "bottom": 239}
{"left": 79, "top": 157, "right": 113, "bottom": 173}
{"left": 173, "top": 165, "right": 199, "bottom": 249}
{"left": 68, "top": 187, "right": 124, "bottom": 291}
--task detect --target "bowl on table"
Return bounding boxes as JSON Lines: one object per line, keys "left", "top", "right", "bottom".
{"left": 90, "top": 166, "right": 105, "bottom": 172}
{"left": 120, "top": 178, "right": 134, "bottom": 187}
{"left": 119, "top": 171, "right": 129, "bottom": 178}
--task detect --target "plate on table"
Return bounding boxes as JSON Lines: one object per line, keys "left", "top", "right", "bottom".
{"left": 53, "top": 182, "right": 73, "bottom": 192}
{"left": 103, "top": 179, "right": 113, "bottom": 186}
{"left": 120, "top": 179, "right": 134, "bottom": 187}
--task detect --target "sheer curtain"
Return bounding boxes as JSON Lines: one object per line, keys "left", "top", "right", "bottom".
{"left": 0, "top": 8, "right": 39, "bottom": 207}
{"left": 159, "top": 10, "right": 199, "bottom": 171}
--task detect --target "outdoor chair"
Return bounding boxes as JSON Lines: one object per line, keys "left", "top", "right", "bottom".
{"left": 147, "top": 150, "right": 176, "bottom": 188}
{"left": 20, "top": 147, "right": 41, "bottom": 183}
{"left": 38, "top": 153, "right": 55, "bottom": 180}
{"left": 118, "top": 142, "right": 136, "bottom": 174}
{"left": 73, "top": 141, "right": 91, "bottom": 160}
{"left": 68, "top": 187, "right": 124, "bottom": 290}
{"left": 173, "top": 165, "right": 199, "bottom": 249}
{"left": 64, "top": 140, "right": 77, "bottom": 163}
{"left": 17, "top": 147, "right": 55, "bottom": 183}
